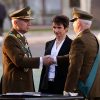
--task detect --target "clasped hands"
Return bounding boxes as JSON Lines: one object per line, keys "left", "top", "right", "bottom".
{"left": 43, "top": 55, "right": 56, "bottom": 66}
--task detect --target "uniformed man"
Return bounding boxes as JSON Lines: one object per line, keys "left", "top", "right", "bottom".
{"left": 1, "top": 6, "right": 54, "bottom": 94}
{"left": 63, "top": 8, "right": 100, "bottom": 99}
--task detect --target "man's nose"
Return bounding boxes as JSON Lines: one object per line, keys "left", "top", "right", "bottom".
{"left": 28, "top": 21, "right": 32, "bottom": 26}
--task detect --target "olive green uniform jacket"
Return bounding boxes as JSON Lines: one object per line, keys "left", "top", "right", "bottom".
{"left": 63, "top": 29, "right": 100, "bottom": 98}
{"left": 2, "top": 29, "right": 40, "bottom": 94}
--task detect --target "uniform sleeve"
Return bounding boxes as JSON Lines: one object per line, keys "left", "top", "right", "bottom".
{"left": 4, "top": 36, "right": 40, "bottom": 69}
{"left": 57, "top": 55, "right": 69, "bottom": 66}
{"left": 64, "top": 38, "right": 85, "bottom": 92}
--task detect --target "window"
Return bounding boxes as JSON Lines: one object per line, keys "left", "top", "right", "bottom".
{"left": 44, "top": 0, "right": 61, "bottom": 14}
{"left": 69, "top": 0, "right": 80, "bottom": 8}
{"left": 42, "top": 0, "right": 62, "bottom": 24}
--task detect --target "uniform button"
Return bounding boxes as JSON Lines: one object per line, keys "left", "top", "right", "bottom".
{"left": 20, "top": 77, "right": 23, "bottom": 80}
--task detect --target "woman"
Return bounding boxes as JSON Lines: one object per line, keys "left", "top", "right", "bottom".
{"left": 39, "top": 15, "right": 72, "bottom": 94}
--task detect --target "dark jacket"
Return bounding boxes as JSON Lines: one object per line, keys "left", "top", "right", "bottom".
{"left": 2, "top": 29, "right": 40, "bottom": 94}
{"left": 64, "top": 29, "right": 100, "bottom": 98}
{"left": 39, "top": 35, "right": 72, "bottom": 94}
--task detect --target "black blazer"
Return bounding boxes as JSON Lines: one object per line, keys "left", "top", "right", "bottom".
{"left": 39, "top": 35, "right": 72, "bottom": 94}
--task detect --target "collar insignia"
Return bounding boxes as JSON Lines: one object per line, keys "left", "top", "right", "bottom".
{"left": 17, "top": 34, "right": 21, "bottom": 38}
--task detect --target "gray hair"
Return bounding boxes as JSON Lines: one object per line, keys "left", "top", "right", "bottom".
{"left": 79, "top": 19, "right": 92, "bottom": 28}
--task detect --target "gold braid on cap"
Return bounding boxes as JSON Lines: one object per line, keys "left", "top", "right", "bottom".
{"left": 27, "top": 9, "right": 31, "bottom": 16}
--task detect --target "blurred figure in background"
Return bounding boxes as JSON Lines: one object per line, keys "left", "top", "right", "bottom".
{"left": 39, "top": 15, "right": 72, "bottom": 94}
{"left": 0, "top": 2, "right": 7, "bottom": 36}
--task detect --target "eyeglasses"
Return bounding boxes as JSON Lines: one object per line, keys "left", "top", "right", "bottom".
{"left": 70, "top": 18, "right": 78, "bottom": 22}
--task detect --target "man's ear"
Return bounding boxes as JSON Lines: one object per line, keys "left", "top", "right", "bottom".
{"left": 13, "top": 19, "right": 18, "bottom": 26}
{"left": 77, "top": 19, "right": 81, "bottom": 30}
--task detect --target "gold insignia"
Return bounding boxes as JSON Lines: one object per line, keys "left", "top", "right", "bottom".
{"left": 17, "top": 34, "right": 21, "bottom": 38}
{"left": 27, "top": 9, "right": 31, "bottom": 16}
{"left": 24, "top": 68, "right": 29, "bottom": 72}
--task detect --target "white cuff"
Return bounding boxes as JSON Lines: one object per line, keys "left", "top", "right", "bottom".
{"left": 52, "top": 56, "right": 57, "bottom": 66}
{"left": 40, "top": 57, "right": 43, "bottom": 68}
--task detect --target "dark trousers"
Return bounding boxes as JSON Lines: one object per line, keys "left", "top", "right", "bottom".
{"left": 0, "top": 76, "right": 2, "bottom": 94}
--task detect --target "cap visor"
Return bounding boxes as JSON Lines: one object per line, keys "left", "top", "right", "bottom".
{"left": 70, "top": 18, "right": 75, "bottom": 22}
{"left": 70, "top": 18, "right": 78, "bottom": 22}
{"left": 70, "top": 19, "right": 74, "bottom": 22}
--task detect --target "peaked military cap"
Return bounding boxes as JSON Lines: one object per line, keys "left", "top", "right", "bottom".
{"left": 70, "top": 7, "right": 93, "bottom": 22}
{"left": 9, "top": 6, "right": 34, "bottom": 20}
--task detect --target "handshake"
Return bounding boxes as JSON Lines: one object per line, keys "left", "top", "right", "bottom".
{"left": 42, "top": 55, "right": 57, "bottom": 66}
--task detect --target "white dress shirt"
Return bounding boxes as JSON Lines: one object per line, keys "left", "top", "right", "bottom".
{"left": 48, "top": 39, "right": 65, "bottom": 81}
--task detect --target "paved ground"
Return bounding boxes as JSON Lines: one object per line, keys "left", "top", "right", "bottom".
{"left": 0, "top": 29, "right": 100, "bottom": 91}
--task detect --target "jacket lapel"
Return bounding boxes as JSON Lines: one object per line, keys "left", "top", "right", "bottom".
{"left": 10, "top": 29, "right": 32, "bottom": 58}
{"left": 58, "top": 35, "right": 69, "bottom": 55}
{"left": 45, "top": 39, "right": 55, "bottom": 55}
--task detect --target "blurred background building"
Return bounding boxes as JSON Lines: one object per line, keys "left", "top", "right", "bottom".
{"left": 0, "top": 0, "right": 100, "bottom": 30}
